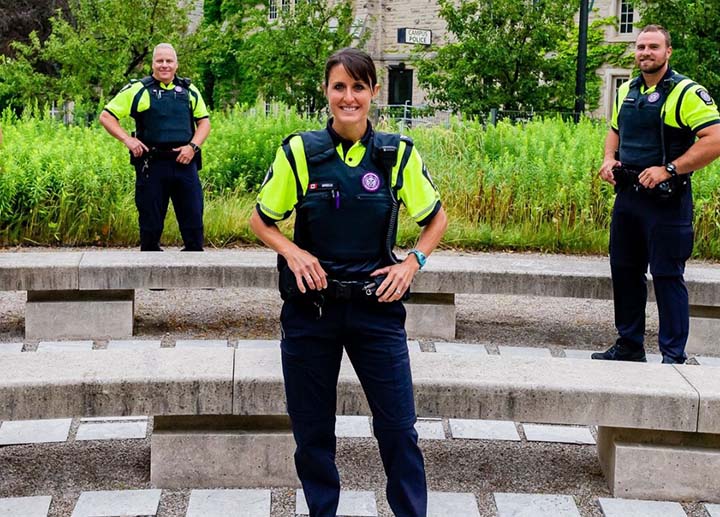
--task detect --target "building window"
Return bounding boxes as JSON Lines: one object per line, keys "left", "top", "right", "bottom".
{"left": 281, "top": 0, "right": 291, "bottom": 13}
{"left": 388, "top": 65, "right": 413, "bottom": 106}
{"left": 612, "top": 75, "right": 630, "bottom": 111}
{"left": 269, "top": 0, "right": 277, "bottom": 19}
{"left": 619, "top": 0, "right": 634, "bottom": 34}
{"left": 614, "top": 76, "right": 628, "bottom": 92}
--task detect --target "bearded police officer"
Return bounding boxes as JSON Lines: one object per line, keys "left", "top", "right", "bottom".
{"left": 594, "top": 25, "right": 720, "bottom": 364}
{"left": 99, "top": 43, "right": 210, "bottom": 251}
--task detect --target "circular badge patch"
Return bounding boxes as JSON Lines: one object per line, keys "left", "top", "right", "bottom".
{"left": 699, "top": 89, "right": 714, "bottom": 104}
{"left": 175, "top": 85, "right": 183, "bottom": 92}
{"left": 647, "top": 92, "right": 661, "bottom": 103}
{"left": 361, "top": 172, "right": 381, "bottom": 192}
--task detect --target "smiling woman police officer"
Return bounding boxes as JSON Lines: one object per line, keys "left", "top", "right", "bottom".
{"left": 250, "top": 48, "right": 447, "bottom": 517}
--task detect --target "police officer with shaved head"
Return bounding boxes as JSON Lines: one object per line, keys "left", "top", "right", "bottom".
{"left": 100, "top": 43, "right": 210, "bottom": 251}
{"left": 595, "top": 25, "right": 720, "bottom": 364}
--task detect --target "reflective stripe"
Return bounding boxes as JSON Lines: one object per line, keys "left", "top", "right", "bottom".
{"left": 391, "top": 140, "right": 407, "bottom": 190}
{"left": 412, "top": 200, "right": 438, "bottom": 222}
{"left": 288, "top": 135, "right": 309, "bottom": 195}
{"left": 258, "top": 201, "right": 286, "bottom": 220}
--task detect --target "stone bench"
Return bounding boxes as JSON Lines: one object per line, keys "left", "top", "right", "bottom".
{"left": 1, "top": 348, "right": 719, "bottom": 502}
{"left": 2, "top": 250, "right": 720, "bottom": 354}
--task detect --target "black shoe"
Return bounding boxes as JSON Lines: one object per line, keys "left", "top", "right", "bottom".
{"left": 661, "top": 355, "right": 686, "bottom": 364}
{"left": 591, "top": 341, "right": 647, "bottom": 362}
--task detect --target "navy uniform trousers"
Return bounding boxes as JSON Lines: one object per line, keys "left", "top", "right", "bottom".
{"left": 134, "top": 156, "right": 204, "bottom": 251}
{"left": 280, "top": 296, "right": 427, "bottom": 517}
{"left": 610, "top": 185, "right": 694, "bottom": 362}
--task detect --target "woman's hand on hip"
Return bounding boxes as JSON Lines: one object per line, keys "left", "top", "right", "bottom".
{"left": 371, "top": 259, "right": 419, "bottom": 303}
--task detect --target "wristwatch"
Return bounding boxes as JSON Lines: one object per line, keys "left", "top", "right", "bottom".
{"left": 188, "top": 142, "right": 200, "bottom": 153}
{"left": 665, "top": 162, "right": 678, "bottom": 177}
{"left": 408, "top": 249, "right": 427, "bottom": 270}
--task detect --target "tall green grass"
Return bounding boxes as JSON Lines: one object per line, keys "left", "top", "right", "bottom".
{"left": 2, "top": 107, "right": 720, "bottom": 258}
{"left": 409, "top": 117, "right": 614, "bottom": 254}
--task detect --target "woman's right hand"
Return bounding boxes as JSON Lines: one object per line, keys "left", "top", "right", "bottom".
{"left": 285, "top": 248, "right": 328, "bottom": 293}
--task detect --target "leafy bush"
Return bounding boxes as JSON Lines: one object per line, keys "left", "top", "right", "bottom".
{"left": 2, "top": 108, "right": 720, "bottom": 258}
{"left": 408, "top": 117, "right": 614, "bottom": 252}
{"left": 203, "top": 103, "right": 321, "bottom": 193}
{"left": 0, "top": 110, "right": 134, "bottom": 245}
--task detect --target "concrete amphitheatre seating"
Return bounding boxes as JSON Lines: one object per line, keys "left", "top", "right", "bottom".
{"left": 1, "top": 347, "right": 719, "bottom": 502}
{"left": 2, "top": 249, "right": 720, "bottom": 355}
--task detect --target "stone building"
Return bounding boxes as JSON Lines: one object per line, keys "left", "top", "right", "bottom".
{"left": 352, "top": 0, "right": 638, "bottom": 119}
{"left": 203, "top": 0, "right": 640, "bottom": 118}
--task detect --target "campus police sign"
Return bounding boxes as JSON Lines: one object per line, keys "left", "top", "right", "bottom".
{"left": 397, "top": 28, "right": 432, "bottom": 45}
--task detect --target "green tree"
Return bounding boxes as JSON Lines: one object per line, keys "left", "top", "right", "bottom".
{"left": 547, "top": 18, "right": 632, "bottom": 112}
{"left": 241, "top": 0, "right": 368, "bottom": 113}
{"left": 414, "top": 0, "right": 627, "bottom": 115}
{"left": 195, "top": 0, "right": 365, "bottom": 112}
{"left": 636, "top": 0, "right": 720, "bottom": 96}
{"left": 190, "top": 0, "right": 260, "bottom": 109}
{"left": 0, "top": 0, "right": 196, "bottom": 113}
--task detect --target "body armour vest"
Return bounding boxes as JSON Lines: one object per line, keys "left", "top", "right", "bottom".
{"left": 291, "top": 129, "right": 408, "bottom": 280}
{"left": 618, "top": 72, "right": 696, "bottom": 170}
{"left": 131, "top": 76, "right": 194, "bottom": 148}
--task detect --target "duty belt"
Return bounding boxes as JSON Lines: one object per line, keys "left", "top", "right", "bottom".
{"left": 147, "top": 147, "right": 181, "bottom": 160}
{"left": 325, "top": 278, "right": 381, "bottom": 300}
{"left": 613, "top": 165, "right": 685, "bottom": 201}
{"left": 132, "top": 147, "right": 180, "bottom": 166}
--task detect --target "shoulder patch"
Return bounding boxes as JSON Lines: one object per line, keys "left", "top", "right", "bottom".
{"left": 696, "top": 88, "right": 715, "bottom": 106}
{"left": 119, "top": 82, "right": 135, "bottom": 92}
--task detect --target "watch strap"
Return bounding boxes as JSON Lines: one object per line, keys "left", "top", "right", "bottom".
{"left": 408, "top": 249, "right": 427, "bottom": 270}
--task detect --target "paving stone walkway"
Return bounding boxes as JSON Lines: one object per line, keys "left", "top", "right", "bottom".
{"left": 8, "top": 338, "right": 719, "bottom": 365}
{"left": 597, "top": 497, "right": 688, "bottom": 517}
{"left": 2, "top": 490, "right": 716, "bottom": 516}
{"left": 70, "top": 489, "right": 162, "bottom": 517}
{"left": 186, "top": 489, "right": 270, "bottom": 517}
{"left": 0, "top": 414, "right": 599, "bottom": 447}
{"left": 2, "top": 338, "right": 719, "bottom": 515}
{"left": 494, "top": 492, "right": 580, "bottom": 517}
